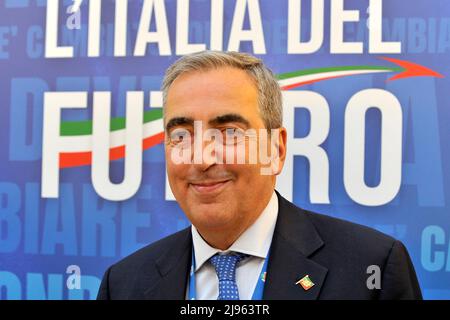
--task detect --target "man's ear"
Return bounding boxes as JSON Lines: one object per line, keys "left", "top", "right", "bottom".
{"left": 271, "top": 127, "right": 287, "bottom": 175}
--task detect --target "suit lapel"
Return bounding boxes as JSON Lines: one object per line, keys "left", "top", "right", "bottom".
{"left": 263, "top": 191, "right": 328, "bottom": 300}
{"left": 143, "top": 229, "right": 193, "bottom": 299}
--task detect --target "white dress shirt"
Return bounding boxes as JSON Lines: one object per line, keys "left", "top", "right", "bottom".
{"left": 187, "top": 191, "right": 279, "bottom": 300}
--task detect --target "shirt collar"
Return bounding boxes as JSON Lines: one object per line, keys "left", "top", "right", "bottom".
{"left": 191, "top": 190, "right": 279, "bottom": 271}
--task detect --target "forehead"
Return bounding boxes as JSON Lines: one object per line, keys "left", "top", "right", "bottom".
{"left": 164, "top": 67, "right": 259, "bottom": 122}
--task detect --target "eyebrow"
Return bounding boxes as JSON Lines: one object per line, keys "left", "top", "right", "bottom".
{"left": 165, "top": 113, "right": 251, "bottom": 133}
{"left": 208, "top": 113, "right": 250, "bottom": 128}
{"left": 165, "top": 117, "right": 194, "bottom": 133}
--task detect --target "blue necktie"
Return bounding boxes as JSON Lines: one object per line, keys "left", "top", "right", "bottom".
{"left": 210, "top": 252, "right": 247, "bottom": 300}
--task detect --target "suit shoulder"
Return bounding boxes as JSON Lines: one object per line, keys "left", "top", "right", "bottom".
{"left": 98, "top": 227, "right": 191, "bottom": 299}
{"left": 276, "top": 192, "right": 396, "bottom": 248}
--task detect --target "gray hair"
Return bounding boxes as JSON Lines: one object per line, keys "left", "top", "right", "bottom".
{"left": 161, "top": 51, "right": 282, "bottom": 129}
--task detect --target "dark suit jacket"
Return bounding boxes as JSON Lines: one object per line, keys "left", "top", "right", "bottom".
{"left": 97, "top": 191, "right": 422, "bottom": 300}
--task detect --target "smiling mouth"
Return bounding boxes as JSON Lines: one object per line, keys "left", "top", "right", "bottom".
{"left": 189, "top": 180, "right": 231, "bottom": 194}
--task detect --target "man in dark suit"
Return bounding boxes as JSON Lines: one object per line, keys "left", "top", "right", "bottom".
{"left": 97, "top": 51, "right": 422, "bottom": 300}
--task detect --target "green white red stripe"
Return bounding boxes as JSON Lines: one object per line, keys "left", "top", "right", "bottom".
{"left": 59, "top": 57, "right": 443, "bottom": 169}
{"left": 277, "top": 57, "right": 443, "bottom": 90}
{"left": 277, "top": 65, "right": 399, "bottom": 90}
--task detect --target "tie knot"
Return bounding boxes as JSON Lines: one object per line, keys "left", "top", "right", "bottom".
{"left": 209, "top": 252, "right": 247, "bottom": 282}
